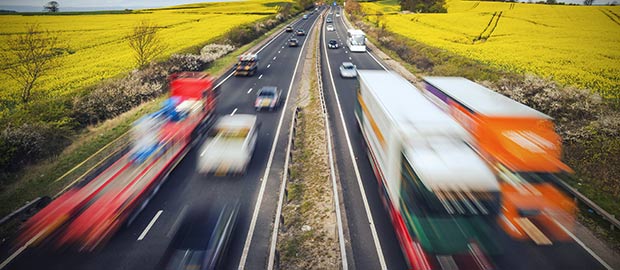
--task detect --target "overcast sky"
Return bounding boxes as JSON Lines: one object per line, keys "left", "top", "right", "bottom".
{"left": 0, "top": 0, "right": 224, "bottom": 9}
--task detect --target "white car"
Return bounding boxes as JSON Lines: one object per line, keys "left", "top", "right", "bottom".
{"left": 339, "top": 62, "right": 357, "bottom": 78}
{"left": 255, "top": 86, "right": 282, "bottom": 111}
{"left": 197, "top": 115, "right": 258, "bottom": 175}
{"left": 326, "top": 25, "right": 335, "bottom": 31}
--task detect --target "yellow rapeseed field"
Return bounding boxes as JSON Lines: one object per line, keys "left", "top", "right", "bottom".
{"left": 0, "top": 0, "right": 284, "bottom": 100}
{"left": 362, "top": 0, "right": 620, "bottom": 97}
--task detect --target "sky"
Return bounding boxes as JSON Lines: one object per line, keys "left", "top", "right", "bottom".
{"left": 0, "top": 0, "right": 230, "bottom": 11}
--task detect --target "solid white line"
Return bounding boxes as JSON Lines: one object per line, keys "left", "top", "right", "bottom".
{"left": 0, "top": 230, "right": 45, "bottom": 269}
{"left": 231, "top": 108, "right": 238, "bottom": 116}
{"left": 267, "top": 99, "right": 297, "bottom": 270}
{"left": 554, "top": 220, "right": 613, "bottom": 270}
{"left": 320, "top": 17, "right": 349, "bottom": 269}
{"left": 323, "top": 11, "right": 388, "bottom": 270}
{"left": 240, "top": 15, "right": 320, "bottom": 270}
{"left": 247, "top": 88, "right": 253, "bottom": 94}
{"left": 367, "top": 50, "right": 388, "bottom": 71}
{"left": 137, "top": 210, "right": 163, "bottom": 241}
{"left": 258, "top": 74, "right": 263, "bottom": 80}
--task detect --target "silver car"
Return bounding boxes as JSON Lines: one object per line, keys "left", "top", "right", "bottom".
{"left": 339, "top": 62, "right": 357, "bottom": 78}
{"left": 255, "top": 86, "right": 282, "bottom": 111}
{"left": 326, "top": 24, "right": 335, "bottom": 31}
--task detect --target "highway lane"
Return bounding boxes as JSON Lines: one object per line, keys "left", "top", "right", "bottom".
{"left": 321, "top": 6, "right": 409, "bottom": 270}
{"left": 322, "top": 5, "right": 610, "bottom": 270}
{"left": 2, "top": 11, "right": 321, "bottom": 270}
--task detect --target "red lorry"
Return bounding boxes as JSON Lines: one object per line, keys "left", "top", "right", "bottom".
{"left": 17, "top": 73, "right": 216, "bottom": 251}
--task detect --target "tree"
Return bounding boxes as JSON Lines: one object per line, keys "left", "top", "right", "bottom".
{"left": 127, "top": 21, "right": 167, "bottom": 68}
{"left": 583, "top": 0, "right": 594, "bottom": 5}
{"left": 44, "top": 1, "right": 59, "bottom": 12}
{"left": 1, "top": 24, "right": 60, "bottom": 103}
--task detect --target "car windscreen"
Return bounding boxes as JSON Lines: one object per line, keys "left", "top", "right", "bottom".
{"left": 258, "top": 91, "right": 275, "bottom": 97}
{"left": 329, "top": 40, "right": 337, "bottom": 44}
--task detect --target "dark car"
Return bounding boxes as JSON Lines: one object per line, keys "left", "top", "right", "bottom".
{"left": 295, "top": 29, "right": 306, "bottom": 36}
{"left": 159, "top": 202, "right": 240, "bottom": 270}
{"left": 285, "top": 26, "right": 293, "bottom": 32}
{"left": 328, "top": 39, "right": 339, "bottom": 49}
{"left": 288, "top": 38, "right": 299, "bottom": 47}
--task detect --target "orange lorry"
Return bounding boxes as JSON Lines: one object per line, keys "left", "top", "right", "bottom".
{"left": 422, "top": 77, "right": 575, "bottom": 245}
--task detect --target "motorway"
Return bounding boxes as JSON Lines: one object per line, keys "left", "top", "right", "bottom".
{"left": 319, "top": 5, "right": 610, "bottom": 270}
{"left": 1, "top": 9, "right": 322, "bottom": 270}
{"left": 1, "top": 5, "right": 615, "bottom": 270}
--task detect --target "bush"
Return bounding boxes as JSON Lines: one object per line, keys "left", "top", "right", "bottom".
{"left": 0, "top": 122, "right": 70, "bottom": 173}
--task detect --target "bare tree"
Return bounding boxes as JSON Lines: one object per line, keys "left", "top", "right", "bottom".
{"left": 127, "top": 21, "right": 167, "bottom": 68}
{"left": 1, "top": 24, "right": 60, "bottom": 103}
{"left": 583, "top": 0, "right": 594, "bottom": 5}
{"left": 44, "top": 1, "right": 59, "bottom": 12}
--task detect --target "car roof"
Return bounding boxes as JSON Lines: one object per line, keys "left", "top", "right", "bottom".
{"left": 259, "top": 86, "right": 277, "bottom": 93}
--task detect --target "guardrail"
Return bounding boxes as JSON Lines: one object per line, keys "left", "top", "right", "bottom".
{"left": 551, "top": 174, "right": 620, "bottom": 231}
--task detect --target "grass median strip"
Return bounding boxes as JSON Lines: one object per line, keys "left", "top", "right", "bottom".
{"left": 276, "top": 20, "right": 341, "bottom": 269}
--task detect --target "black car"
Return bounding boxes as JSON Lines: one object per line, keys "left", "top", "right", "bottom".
{"left": 295, "top": 29, "right": 306, "bottom": 36}
{"left": 159, "top": 202, "right": 240, "bottom": 270}
{"left": 288, "top": 38, "right": 299, "bottom": 47}
{"left": 328, "top": 39, "right": 339, "bottom": 49}
{"left": 285, "top": 26, "right": 293, "bottom": 32}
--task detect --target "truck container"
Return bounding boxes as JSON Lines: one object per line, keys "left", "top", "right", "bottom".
{"left": 423, "top": 76, "right": 575, "bottom": 245}
{"left": 355, "top": 70, "right": 501, "bottom": 269}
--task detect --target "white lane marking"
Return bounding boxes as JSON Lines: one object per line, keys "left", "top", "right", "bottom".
{"left": 320, "top": 16, "right": 349, "bottom": 269}
{"left": 278, "top": 50, "right": 281, "bottom": 53}
{"left": 230, "top": 108, "right": 238, "bottom": 116}
{"left": 345, "top": 50, "right": 348, "bottom": 54}
{"left": 322, "top": 15, "right": 388, "bottom": 269}
{"left": 258, "top": 74, "right": 263, "bottom": 80}
{"left": 267, "top": 64, "right": 271, "bottom": 69}
{"left": 214, "top": 24, "right": 292, "bottom": 90}
{"left": 367, "top": 50, "right": 388, "bottom": 70}
{"left": 167, "top": 205, "right": 188, "bottom": 237}
{"left": 243, "top": 14, "right": 320, "bottom": 270}
{"left": 267, "top": 100, "right": 297, "bottom": 270}
{"left": 554, "top": 220, "right": 613, "bottom": 270}
{"left": 273, "top": 56, "right": 277, "bottom": 60}
{"left": 0, "top": 230, "right": 46, "bottom": 269}
{"left": 138, "top": 210, "right": 163, "bottom": 241}
{"left": 247, "top": 88, "right": 253, "bottom": 94}
{"left": 349, "top": 57, "right": 352, "bottom": 60}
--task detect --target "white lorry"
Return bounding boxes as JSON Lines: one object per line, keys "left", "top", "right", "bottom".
{"left": 197, "top": 114, "right": 258, "bottom": 175}
{"left": 354, "top": 70, "right": 501, "bottom": 269}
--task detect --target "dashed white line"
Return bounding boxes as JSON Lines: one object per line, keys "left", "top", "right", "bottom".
{"left": 273, "top": 56, "right": 277, "bottom": 60}
{"left": 247, "top": 14, "right": 320, "bottom": 270}
{"left": 137, "top": 210, "right": 163, "bottom": 241}
{"left": 267, "top": 64, "right": 271, "bottom": 68}
{"left": 278, "top": 50, "right": 281, "bottom": 53}
{"left": 231, "top": 108, "right": 238, "bottom": 116}
{"left": 258, "top": 74, "right": 263, "bottom": 80}
{"left": 247, "top": 88, "right": 253, "bottom": 94}
{"left": 349, "top": 57, "right": 352, "bottom": 60}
